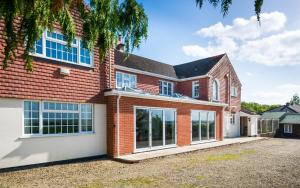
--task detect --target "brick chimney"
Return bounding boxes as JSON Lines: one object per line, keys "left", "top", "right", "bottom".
{"left": 116, "top": 35, "right": 125, "bottom": 52}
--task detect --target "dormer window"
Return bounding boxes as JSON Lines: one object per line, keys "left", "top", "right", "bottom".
{"left": 116, "top": 71, "right": 137, "bottom": 89}
{"left": 32, "top": 30, "right": 93, "bottom": 67}
{"left": 212, "top": 79, "right": 220, "bottom": 101}
{"left": 159, "top": 80, "right": 173, "bottom": 96}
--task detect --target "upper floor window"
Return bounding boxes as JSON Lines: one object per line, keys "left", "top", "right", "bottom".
{"left": 212, "top": 79, "right": 220, "bottom": 101}
{"left": 32, "top": 30, "right": 93, "bottom": 67}
{"left": 192, "top": 81, "right": 199, "bottom": 98}
{"left": 116, "top": 71, "right": 137, "bottom": 89}
{"left": 159, "top": 80, "right": 173, "bottom": 96}
{"left": 24, "top": 101, "right": 93, "bottom": 136}
{"left": 231, "top": 86, "right": 238, "bottom": 97}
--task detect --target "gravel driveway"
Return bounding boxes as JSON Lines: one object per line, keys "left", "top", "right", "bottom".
{"left": 1, "top": 138, "right": 300, "bottom": 188}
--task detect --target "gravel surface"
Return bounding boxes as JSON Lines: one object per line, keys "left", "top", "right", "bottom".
{"left": 1, "top": 138, "right": 300, "bottom": 188}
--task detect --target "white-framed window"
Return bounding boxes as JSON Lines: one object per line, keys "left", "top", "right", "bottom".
{"left": 230, "top": 114, "right": 235, "bottom": 125}
{"left": 32, "top": 30, "right": 93, "bottom": 67}
{"left": 212, "top": 79, "right": 220, "bottom": 101}
{"left": 116, "top": 71, "right": 137, "bottom": 89}
{"left": 159, "top": 80, "right": 173, "bottom": 96}
{"left": 231, "top": 86, "right": 238, "bottom": 97}
{"left": 284, "top": 124, "right": 293, "bottom": 133}
{"left": 24, "top": 101, "right": 93, "bottom": 136}
{"left": 192, "top": 81, "right": 200, "bottom": 98}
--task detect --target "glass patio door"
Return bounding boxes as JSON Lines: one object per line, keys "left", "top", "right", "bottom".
{"left": 191, "top": 110, "right": 216, "bottom": 143}
{"left": 151, "top": 110, "right": 163, "bottom": 147}
{"left": 135, "top": 108, "right": 176, "bottom": 151}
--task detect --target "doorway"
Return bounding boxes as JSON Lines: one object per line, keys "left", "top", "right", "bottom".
{"left": 135, "top": 107, "right": 176, "bottom": 152}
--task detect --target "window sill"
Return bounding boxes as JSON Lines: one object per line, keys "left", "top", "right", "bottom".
{"left": 30, "top": 53, "right": 95, "bottom": 69}
{"left": 19, "top": 132, "right": 96, "bottom": 139}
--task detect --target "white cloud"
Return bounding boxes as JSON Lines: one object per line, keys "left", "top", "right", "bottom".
{"left": 197, "top": 11, "right": 286, "bottom": 40}
{"left": 244, "top": 84, "right": 300, "bottom": 104}
{"left": 246, "top": 72, "right": 253, "bottom": 76}
{"left": 183, "top": 11, "right": 300, "bottom": 67}
{"left": 182, "top": 37, "right": 238, "bottom": 58}
{"left": 238, "top": 30, "right": 300, "bottom": 66}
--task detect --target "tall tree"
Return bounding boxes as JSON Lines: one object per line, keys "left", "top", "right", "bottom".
{"left": 195, "top": 0, "right": 264, "bottom": 21}
{"left": 290, "top": 94, "right": 300, "bottom": 106}
{"left": 0, "top": 0, "right": 148, "bottom": 71}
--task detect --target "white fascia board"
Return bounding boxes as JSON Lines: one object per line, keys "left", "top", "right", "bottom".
{"left": 114, "top": 65, "right": 209, "bottom": 82}
{"left": 104, "top": 90, "right": 227, "bottom": 107}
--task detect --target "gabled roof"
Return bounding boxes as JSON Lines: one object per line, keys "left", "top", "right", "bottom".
{"left": 115, "top": 50, "right": 226, "bottom": 79}
{"left": 261, "top": 112, "right": 286, "bottom": 119}
{"left": 280, "top": 114, "right": 300, "bottom": 124}
{"left": 115, "top": 50, "right": 177, "bottom": 78}
{"left": 173, "top": 54, "right": 225, "bottom": 79}
{"left": 266, "top": 103, "right": 300, "bottom": 113}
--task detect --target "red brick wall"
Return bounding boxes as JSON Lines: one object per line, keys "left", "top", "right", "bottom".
{"left": 0, "top": 7, "right": 114, "bottom": 104}
{"left": 176, "top": 78, "right": 209, "bottom": 100}
{"left": 106, "top": 96, "right": 223, "bottom": 157}
{"left": 208, "top": 56, "right": 241, "bottom": 112}
{"left": 114, "top": 69, "right": 176, "bottom": 95}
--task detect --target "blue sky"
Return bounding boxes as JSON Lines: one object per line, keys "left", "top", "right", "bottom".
{"left": 132, "top": 0, "right": 300, "bottom": 105}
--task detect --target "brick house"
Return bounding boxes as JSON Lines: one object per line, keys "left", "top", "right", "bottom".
{"left": 0, "top": 8, "right": 241, "bottom": 169}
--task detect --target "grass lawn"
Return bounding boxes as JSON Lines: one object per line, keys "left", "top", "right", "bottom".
{"left": 1, "top": 138, "right": 300, "bottom": 188}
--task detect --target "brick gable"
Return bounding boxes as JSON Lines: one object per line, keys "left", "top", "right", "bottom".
{"left": 0, "top": 8, "right": 114, "bottom": 104}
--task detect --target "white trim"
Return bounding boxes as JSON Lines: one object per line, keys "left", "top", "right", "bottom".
{"left": 30, "top": 30, "right": 94, "bottom": 68}
{"left": 104, "top": 90, "right": 227, "bottom": 107}
{"left": 192, "top": 81, "right": 200, "bottom": 98}
{"left": 115, "top": 65, "right": 209, "bottom": 82}
{"left": 190, "top": 110, "right": 217, "bottom": 144}
{"left": 159, "top": 80, "right": 174, "bottom": 96}
{"left": 212, "top": 78, "right": 220, "bottom": 102}
{"left": 134, "top": 106, "right": 177, "bottom": 153}
{"left": 284, "top": 124, "right": 293, "bottom": 134}
{"left": 22, "top": 100, "right": 95, "bottom": 138}
{"left": 116, "top": 71, "right": 137, "bottom": 89}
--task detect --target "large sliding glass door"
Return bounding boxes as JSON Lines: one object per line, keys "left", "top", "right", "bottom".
{"left": 151, "top": 110, "right": 163, "bottom": 147}
{"left": 135, "top": 107, "right": 176, "bottom": 151}
{"left": 136, "top": 109, "right": 150, "bottom": 149}
{"left": 191, "top": 110, "right": 216, "bottom": 143}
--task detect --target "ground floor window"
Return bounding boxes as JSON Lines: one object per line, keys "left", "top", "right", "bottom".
{"left": 24, "top": 101, "right": 93, "bottom": 135}
{"left": 135, "top": 107, "right": 176, "bottom": 150}
{"left": 191, "top": 110, "right": 216, "bottom": 142}
{"left": 284, "top": 124, "right": 293, "bottom": 133}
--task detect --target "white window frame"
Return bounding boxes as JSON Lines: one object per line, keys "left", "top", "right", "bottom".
{"left": 159, "top": 80, "right": 173, "bottom": 96}
{"left": 192, "top": 81, "right": 200, "bottom": 98}
{"left": 284, "top": 124, "right": 293, "bottom": 134}
{"left": 191, "top": 110, "right": 217, "bottom": 144}
{"left": 115, "top": 71, "right": 137, "bottom": 89}
{"left": 31, "top": 29, "right": 94, "bottom": 67}
{"left": 230, "top": 114, "right": 235, "bottom": 125}
{"left": 22, "top": 100, "right": 94, "bottom": 137}
{"left": 231, "top": 86, "right": 238, "bottom": 97}
{"left": 212, "top": 79, "right": 220, "bottom": 101}
{"left": 134, "top": 106, "right": 177, "bottom": 153}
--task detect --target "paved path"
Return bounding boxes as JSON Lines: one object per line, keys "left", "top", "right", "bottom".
{"left": 117, "top": 137, "right": 266, "bottom": 162}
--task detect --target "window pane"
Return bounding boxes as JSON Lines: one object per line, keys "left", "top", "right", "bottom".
{"left": 136, "top": 109, "right": 150, "bottom": 149}
{"left": 81, "top": 104, "right": 93, "bottom": 132}
{"left": 80, "top": 41, "right": 92, "bottom": 65}
{"left": 24, "top": 101, "right": 39, "bottom": 135}
{"left": 201, "top": 112, "right": 208, "bottom": 141}
{"left": 165, "top": 110, "right": 176, "bottom": 145}
{"left": 116, "top": 72, "right": 123, "bottom": 88}
{"left": 208, "top": 112, "right": 215, "bottom": 140}
{"left": 192, "top": 111, "right": 200, "bottom": 142}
